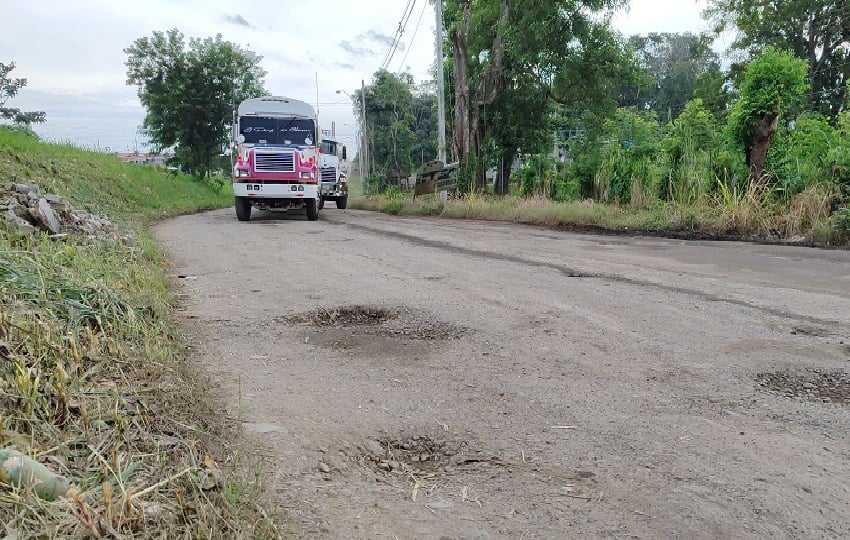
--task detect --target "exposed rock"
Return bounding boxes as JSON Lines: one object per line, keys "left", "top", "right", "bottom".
{"left": 34, "top": 198, "right": 62, "bottom": 234}
{"left": 14, "top": 183, "right": 38, "bottom": 195}
{"left": 0, "top": 182, "right": 133, "bottom": 243}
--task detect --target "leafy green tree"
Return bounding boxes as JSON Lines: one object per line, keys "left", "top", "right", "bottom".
{"left": 410, "top": 90, "right": 438, "bottom": 168}
{"left": 693, "top": 67, "right": 731, "bottom": 120}
{"left": 0, "top": 62, "right": 45, "bottom": 126}
{"left": 489, "top": 78, "right": 555, "bottom": 194}
{"left": 125, "top": 29, "right": 266, "bottom": 179}
{"left": 706, "top": 0, "right": 850, "bottom": 117}
{"left": 354, "top": 70, "right": 417, "bottom": 181}
{"left": 727, "top": 48, "right": 809, "bottom": 182}
{"left": 444, "top": 0, "right": 627, "bottom": 191}
{"left": 623, "top": 33, "right": 727, "bottom": 123}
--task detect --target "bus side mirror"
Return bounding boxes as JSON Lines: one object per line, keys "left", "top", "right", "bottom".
{"left": 342, "top": 146, "right": 347, "bottom": 160}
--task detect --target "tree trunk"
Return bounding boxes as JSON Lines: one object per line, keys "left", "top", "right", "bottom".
{"left": 450, "top": 6, "right": 471, "bottom": 166}
{"left": 494, "top": 147, "right": 514, "bottom": 195}
{"left": 468, "top": 0, "right": 511, "bottom": 191}
{"left": 747, "top": 113, "right": 778, "bottom": 184}
{"left": 450, "top": 1, "right": 511, "bottom": 191}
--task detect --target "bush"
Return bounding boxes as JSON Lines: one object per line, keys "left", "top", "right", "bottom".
{"left": 768, "top": 114, "right": 839, "bottom": 200}
{"left": 663, "top": 99, "right": 720, "bottom": 203}
{"left": 516, "top": 155, "right": 559, "bottom": 198}
{"left": 591, "top": 108, "right": 664, "bottom": 204}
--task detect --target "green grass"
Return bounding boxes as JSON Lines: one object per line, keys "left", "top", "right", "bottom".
{"left": 0, "top": 127, "right": 279, "bottom": 537}
{"left": 0, "top": 127, "right": 233, "bottom": 223}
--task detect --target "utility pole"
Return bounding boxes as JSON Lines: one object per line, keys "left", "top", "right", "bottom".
{"left": 361, "top": 78, "right": 369, "bottom": 194}
{"left": 434, "top": 0, "right": 447, "bottom": 164}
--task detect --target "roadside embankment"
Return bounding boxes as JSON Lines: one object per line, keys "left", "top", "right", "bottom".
{"left": 0, "top": 127, "right": 279, "bottom": 538}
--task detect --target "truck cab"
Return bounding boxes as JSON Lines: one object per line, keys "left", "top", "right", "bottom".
{"left": 318, "top": 138, "right": 349, "bottom": 209}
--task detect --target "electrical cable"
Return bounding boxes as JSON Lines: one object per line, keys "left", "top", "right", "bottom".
{"left": 397, "top": 0, "right": 430, "bottom": 73}
{"left": 380, "top": 0, "right": 418, "bottom": 71}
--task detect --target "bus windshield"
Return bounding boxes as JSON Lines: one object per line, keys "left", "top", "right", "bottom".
{"left": 239, "top": 117, "right": 316, "bottom": 146}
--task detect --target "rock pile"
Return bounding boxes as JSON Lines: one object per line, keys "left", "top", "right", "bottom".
{"left": 1, "top": 182, "right": 131, "bottom": 242}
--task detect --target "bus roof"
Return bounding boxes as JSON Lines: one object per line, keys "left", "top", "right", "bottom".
{"left": 237, "top": 96, "right": 316, "bottom": 119}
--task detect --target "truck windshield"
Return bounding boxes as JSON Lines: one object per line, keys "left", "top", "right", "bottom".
{"left": 240, "top": 117, "right": 316, "bottom": 146}
{"left": 320, "top": 140, "right": 338, "bottom": 155}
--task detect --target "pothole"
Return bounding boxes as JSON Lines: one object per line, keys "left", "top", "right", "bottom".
{"left": 354, "top": 434, "right": 502, "bottom": 476}
{"left": 756, "top": 369, "right": 850, "bottom": 404}
{"left": 281, "top": 305, "right": 469, "bottom": 346}
{"left": 282, "top": 305, "right": 397, "bottom": 326}
{"left": 791, "top": 325, "right": 831, "bottom": 337}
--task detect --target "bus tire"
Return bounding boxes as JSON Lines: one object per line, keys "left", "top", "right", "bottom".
{"left": 235, "top": 197, "right": 252, "bottom": 221}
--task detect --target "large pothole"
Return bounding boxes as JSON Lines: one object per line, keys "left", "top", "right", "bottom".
{"left": 281, "top": 305, "right": 469, "bottom": 349}
{"left": 282, "top": 305, "right": 397, "bottom": 326}
{"left": 756, "top": 369, "right": 850, "bottom": 404}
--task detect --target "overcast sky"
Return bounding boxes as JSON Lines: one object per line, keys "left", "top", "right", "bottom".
{"left": 2, "top": 0, "right": 710, "bottom": 153}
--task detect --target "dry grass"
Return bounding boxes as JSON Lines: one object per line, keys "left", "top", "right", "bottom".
{"left": 776, "top": 183, "right": 842, "bottom": 238}
{"left": 0, "top": 231, "right": 277, "bottom": 539}
{"left": 352, "top": 188, "right": 849, "bottom": 245}
{"left": 0, "top": 230, "right": 280, "bottom": 538}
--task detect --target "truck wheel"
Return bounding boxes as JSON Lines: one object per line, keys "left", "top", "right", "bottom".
{"left": 306, "top": 198, "right": 319, "bottom": 221}
{"left": 336, "top": 196, "right": 348, "bottom": 210}
{"left": 319, "top": 197, "right": 325, "bottom": 210}
{"left": 235, "top": 196, "right": 252, "bottom": 221}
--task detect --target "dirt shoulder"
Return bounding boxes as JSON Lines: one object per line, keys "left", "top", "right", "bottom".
{"left": 155, "top": 208, "right": 850, "bottom": 539}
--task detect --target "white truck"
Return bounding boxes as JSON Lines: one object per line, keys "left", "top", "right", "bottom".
{"left": 318, "top": 138, "right": 349, "bottom": 209}
{"left": 232, "top": 96, "right": 321, "bottom": 221}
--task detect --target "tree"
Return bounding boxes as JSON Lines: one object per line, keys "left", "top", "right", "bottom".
{"left": 727, "top": 48, "right": 809, "bottom": 182}
{"left": 410, "top": 89, "right": 438, "bottom": 168}
{"left": 623, "top": 33, "right": 727, "bottom": 123}
{"left": 0, "top": 62, "right": 45, "bottom": 126}
{"left": 354, "top": 70, "right": 417, "bottom": 181}
{"left": 489, "top": 80, "right": 554, "bottom": 194}
{"left": 706, "top": 0, "right": 850, "bottom": 117}
{"left": 444, "top": 0, "right": 627, "bottom": 192}
{"left": 125, "top": 29, "right": 266, "bottom": 179}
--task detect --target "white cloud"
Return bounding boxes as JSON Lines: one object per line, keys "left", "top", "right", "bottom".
{"left": 3, "top": 0, "right": 709, "bottom": 151}
{"left": 613, "top": 0, "right": 710, "bottom": 36}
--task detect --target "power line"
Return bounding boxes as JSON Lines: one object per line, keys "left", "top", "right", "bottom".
{"left": 397, "top": 0, "right": 429, "bottom": 73}
{"left": 380, "top": 0, "right": 417, "bottom": 71}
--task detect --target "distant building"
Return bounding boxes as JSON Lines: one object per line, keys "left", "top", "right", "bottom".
{"left": 113, "top": 152, "right": 168, "bottom": 166}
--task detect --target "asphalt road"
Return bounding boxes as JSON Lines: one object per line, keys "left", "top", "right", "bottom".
{"left": 155, "top": 207, "right": 850, "bottom": 539}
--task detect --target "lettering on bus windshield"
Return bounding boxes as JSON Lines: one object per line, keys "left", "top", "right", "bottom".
{"left": 240, "top": 117, "right": 316, "bottom": 146}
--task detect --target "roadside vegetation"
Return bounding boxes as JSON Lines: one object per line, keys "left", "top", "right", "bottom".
{"left": 0, "top": 126, "right": 280, "bottom": 538}
{"left": 345, "top": 1, "right": 850, "bottom": 245}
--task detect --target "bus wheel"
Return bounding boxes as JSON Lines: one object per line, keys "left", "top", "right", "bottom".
{"left": 235, "top": 197, "right": 252, "bottom": 221}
